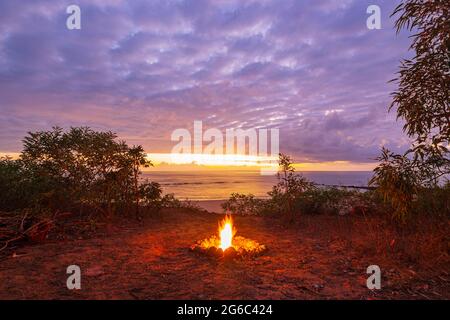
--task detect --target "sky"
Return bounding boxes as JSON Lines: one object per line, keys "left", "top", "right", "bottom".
{"left": 0, "top": 0, "right": 414, "bottom": 170}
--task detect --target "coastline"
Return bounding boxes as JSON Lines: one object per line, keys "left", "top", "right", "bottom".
{"left": 189, "top": 200, "right": 225, "bottom": 213}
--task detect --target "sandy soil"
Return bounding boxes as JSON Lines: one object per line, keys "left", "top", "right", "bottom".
{"left": 0, "top": 210, "right": 448, "bottom": 300}
{"left": 191, "top": 200, "right": 225, "bottom": 213}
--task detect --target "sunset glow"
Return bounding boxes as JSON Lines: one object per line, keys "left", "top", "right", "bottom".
{"left": 0, "top": 0, "right": 446, "bottom": 303}
{"left": 145, "top": 153, "right": 376, "bottom": 171}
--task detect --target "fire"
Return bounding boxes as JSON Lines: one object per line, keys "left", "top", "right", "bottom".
{"left": 191, "top": 214, "right": 266, "bottom": 257}
{"left": 218, "top": 215, "right": 236, "bottom": 250}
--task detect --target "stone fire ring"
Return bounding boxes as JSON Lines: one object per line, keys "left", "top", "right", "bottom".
{"left": 190, "top": 235, "right": 267, "bottom": 259}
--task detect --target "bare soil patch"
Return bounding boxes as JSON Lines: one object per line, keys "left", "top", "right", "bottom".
{"left": 0, "top": 210, "right": 448, "bottom": 299}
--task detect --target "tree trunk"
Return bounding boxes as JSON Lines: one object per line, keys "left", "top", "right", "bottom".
{"left": 134, "top": 167, "right": 140, "bottom": 220}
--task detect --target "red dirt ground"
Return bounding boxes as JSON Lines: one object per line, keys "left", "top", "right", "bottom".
{"left": 0, "top": 210, "right": 448, "bottom": 299}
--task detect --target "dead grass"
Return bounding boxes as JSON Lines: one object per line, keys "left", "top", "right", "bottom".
{"left": 0, "top": 209, "right": 448, "bottom": 300}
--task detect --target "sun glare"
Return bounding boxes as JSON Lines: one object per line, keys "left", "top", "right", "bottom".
{"left": 148, "top": 153, "right": 278, "bottom": 168}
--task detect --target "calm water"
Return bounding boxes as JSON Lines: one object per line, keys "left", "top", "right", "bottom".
{"left": 141, "top": 170, "right": 373, "bottom": 200}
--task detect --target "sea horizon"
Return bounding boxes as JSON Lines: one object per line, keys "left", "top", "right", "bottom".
{"left": 142, "top": 170, "right": 374, "bottom": 200}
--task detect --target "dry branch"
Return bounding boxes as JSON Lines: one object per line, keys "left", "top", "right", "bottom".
{"left": 0, "top": 211, "right": 55, "bottom": 252}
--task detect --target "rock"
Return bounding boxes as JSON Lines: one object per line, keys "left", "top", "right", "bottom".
{"left": 237, "top": 247, "right": 246, "bottom": 256}
{"left": 215, "top": 248, "right": 224, "bottom": 258}
{"left": 190, "top": 245, "right": 203, "bottom": 254}
{"left": 223, "top": 247, "right": 237, "bottom": 260}
{"left": 207, "top": 246, "right": 217, "bottom": 256}
{"left": 207, "top": 246, "right": 223, "bottom": 258}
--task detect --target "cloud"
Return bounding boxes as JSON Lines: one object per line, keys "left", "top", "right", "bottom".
{"left": 0, "top": 0, "right": 411, "bottom": 163}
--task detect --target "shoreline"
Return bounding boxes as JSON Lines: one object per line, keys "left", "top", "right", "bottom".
{"left": 188, "top": 200, "right": 225, "bottom": 213}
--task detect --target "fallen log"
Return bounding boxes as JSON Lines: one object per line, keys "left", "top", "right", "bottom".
{"left": 0, "top": 211, "right": 55, "bottom": 252}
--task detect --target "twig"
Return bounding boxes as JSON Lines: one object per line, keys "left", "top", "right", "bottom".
{"left": 417, "top": 291, "right": 431, "bottom": 300}
{"left": 19, "top": 211, "right": 29, "bottom": 233}
{"left": 0, "top": 218, "right": 54, "bottom": 253}
{"left": 0, "top": 234, "right": 24, "bottom": 252}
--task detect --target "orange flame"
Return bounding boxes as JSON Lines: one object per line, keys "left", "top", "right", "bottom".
{"left": 218, "top": 215, "right": 236, "bottom": 250}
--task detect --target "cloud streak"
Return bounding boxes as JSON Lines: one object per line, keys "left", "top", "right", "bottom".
{"left": 0, "top": 0, "right": 412, "bottom": 164}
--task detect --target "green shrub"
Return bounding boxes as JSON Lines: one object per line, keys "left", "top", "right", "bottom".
{"left": 0, "top": 127, "right": 154, "bottom": 218}
{"left": 221, "top": 193, "right": 268, "bottom": 215}
{"left": 370, "top": 148, "right": 449, "bottom": 221}
{"left": 413, "top": 183, "right": 450, "bottom": 217}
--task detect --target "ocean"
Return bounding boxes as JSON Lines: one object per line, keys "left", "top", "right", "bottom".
{"left": 141, "top": 170, "right": 374, "bottom": 201}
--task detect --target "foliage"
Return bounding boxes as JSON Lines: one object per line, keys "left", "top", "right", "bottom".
{"left": 222, "top": 154, "right": 360, "bottom": 219}
{"left": 0, "top": 157, "right": 32, "bottom": 211}
{"left": 221, "top": 193, "right": 268, "bottom": 215}
{"left": 391, "top": 0, "right": 450, "bottom": 158}
{"left": 371, "top": 1, "right": 450, "bottom": 220}
{"left": 222, "top": 187, "right": 382, "bottom": 218}
{"left": 297, "top": 188, "right": 368, "bottom": 216}
{"left": 370, "top": 149, "right": 450, "bottom": 221}
{"left": 413, "top": 182, "right": 450, "bottom": 218}
{"left": 222, "top": 154, "right": 381, "bottom": 219}
{"left": 160, "top": 193, "right": 184, "bottom": 208}
{"left": 138, "top": 181, "right": 164, "bottom": 213}
{"left": 127, "top": 146, "right": 153, "bottom": 217}
{"left": 370, "top": 148, "right": 421, "bottom": 220}
{"left": 269, "top": 153, "right": 315, "bottom": 221}
{"left": 0, "top": 127, "right": 164, "bottom": 218}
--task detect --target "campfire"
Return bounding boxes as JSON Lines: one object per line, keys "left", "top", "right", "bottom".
{"left": 190, "top": 215, "right": 266, "bottom": 259}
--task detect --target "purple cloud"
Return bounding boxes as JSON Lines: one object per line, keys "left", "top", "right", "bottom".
{"left": 0, "top": 0, "right": 412, "bottom": 163}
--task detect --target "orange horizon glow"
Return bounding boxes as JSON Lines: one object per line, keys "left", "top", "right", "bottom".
{"left": 145, "top": 153, "right": 376, "bottom": 172}
{"left": 0, "top": 152, "right": 376, "bottom": 172}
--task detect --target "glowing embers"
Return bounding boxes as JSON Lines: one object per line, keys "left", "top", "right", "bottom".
{"left": 190, "top": 215, "right": 266, "bottom": 259}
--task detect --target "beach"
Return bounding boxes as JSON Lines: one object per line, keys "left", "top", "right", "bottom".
{"left": 155, "top": 170, "right": 374, "bottom": 213}
{"left": 191, "top": 200, "right": 225, "bottom": 213}
{"left": 144, "top": 170, "right": 374, "bottom": 201}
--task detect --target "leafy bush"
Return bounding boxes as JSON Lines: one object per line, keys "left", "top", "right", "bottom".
{"left": 296, "top": 188, "right": 357, "bottom": 216}
{"left": 0, "top": 127, "right": 155, "bottom": 218}
{"left": 221, "top": 154, "right": 380, "bottom": 218}
{"left": 138, "top": 181, "right": 164, "bottom": 215}
{"left": 268, "top": 154, "right": 316, "bottom": 221}
{"left": 137, "top": 181, "right": 194, "bottom": 210}
{"left": 412, "top": 183, "right": 450, "bottom": 218}
{"left": 369, "top": 2, "right": 450, "bottom": 222}
{"left": 0, "top": 157, "right": 32, "bottom": 211}
{"left": 222, "top": 155, "right": 318, "bottom": 218}
{"left": 370, "top": 148, "right": 450, "bottom": 221}
{"left": 369, "top": 148, "right": 421, "bottom": 221}
{"left": 221, "top": 193, "right": 268, "bottom": 215}
{"left": 222, "top": 187, "right": 380, "bottom": 218}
